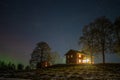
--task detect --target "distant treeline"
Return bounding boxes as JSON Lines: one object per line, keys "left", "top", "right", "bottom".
{"left": 0, "top": 60, "right": 31, "bottom": 72}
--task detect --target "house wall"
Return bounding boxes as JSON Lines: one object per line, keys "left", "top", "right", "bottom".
{"left": 66, "top": 53, "right": 77, "bottom": 64}
{"left": 66, "top": 53, "right": 90, "bottom": 64}
{"left": 66, "top": 52, "right": 85, "bottom": 64}
{"left": 65, "top": 50, "right": 94, "bottom": 64}
{"left": 76, "top": 53, "right": 84, "bottom": 64}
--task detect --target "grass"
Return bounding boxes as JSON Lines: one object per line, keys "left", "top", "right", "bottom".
{"left": 1, "top": 63, "right": 120, "bottom": 80}
{"left": 32, "top": 63, "right": 120, "bottom": 80}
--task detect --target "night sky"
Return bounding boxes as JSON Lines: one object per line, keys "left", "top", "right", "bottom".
{"left": 0, "top": 0, "right": 120, "bottom": 65}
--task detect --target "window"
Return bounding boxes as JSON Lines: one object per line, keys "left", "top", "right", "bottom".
{"left": 71, "top": 55, "right": 73, "bottom": 58}
{"left": 45, "top": 62, "right": 47, "bottom": 67}
{"left": 79, "top": 59, "right": 81, "bottom": 63}
{"left": 79, "top": 54, "right": 81, "bottom": 58}
{"left": 82, "top": 60, "right": 86, "bottom": 63}
{"left": 83, "top": 59, "right": 90, "bottom": 63}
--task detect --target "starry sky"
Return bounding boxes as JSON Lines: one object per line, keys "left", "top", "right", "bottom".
{"left": 0, "top": 0, "right": 120, "bottom": 65}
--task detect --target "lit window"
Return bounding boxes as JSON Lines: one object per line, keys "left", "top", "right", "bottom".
{"left": 83, "top": 59, "right": 90, "bottom": 63}
{"left": 79, "top": 59, "right": 81, "bottom": 63}
{"left": 45, "top": 62, "right": 47, "bottom": 67}
{"left": 79, "top": 54, "right": 81, "bottom": 58}
{"left": 71, "top": 55, "right": 73, "bottom": 58}
{"left": 83, "top": 60, "right": 86, "bottom": 63}
{"left": 86, "top": 59, "right": 90, "bottom": 62}
{"left": 45, "top": 64, "right": 47, "bottom": 67}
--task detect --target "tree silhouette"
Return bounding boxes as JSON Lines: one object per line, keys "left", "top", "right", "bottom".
{"left": 0, "top": 60, "right": 16, "bottom": 72}
{"left": 113, "top": 16, "right": 120, "bottom": 54}
{"left": 94, "top": 17, "right": 113, "bottom": 64}
{"left": 0, "top": 61, "right": 6, "bottom": 71}
{"left": 79, "top": 23, "right": 98, "bottom": 64}
{"left": 37, "top": 42, "right": 51, "bottom": 62}
{"left": 8, "top": 62, "right": 16, "bottom": 71}
{"left": 80, "top": 16, "right": 113, "bottom": 64}
{"left": 30, "top": 41, "right": 51, "bottom": 68}
{"left": 25, "top": 65, "right": 31, "bottom": 71}
{"left": 17, "top": 63, "right": 24, "bottom": 71}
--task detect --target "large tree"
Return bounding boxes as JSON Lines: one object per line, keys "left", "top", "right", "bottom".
{"left": 30, "top": 41, "right": 51, "bottom": 68}
{"left": 79, "top": 23, "right": 97, "bottom": 64}
{"left": 113, "top": 16, "right": 120, "bottom": 54}
{"left": 36, "top": 42, "right": 51, "bottom": 62}
{"left": 80, "top": 16, "right": 113, "bottom": 64}
{"left": 94, "top": 17, "right": 113, "bottom": 64}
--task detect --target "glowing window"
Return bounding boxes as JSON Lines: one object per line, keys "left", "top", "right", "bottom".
{"left": 86, "top": 59, "right": 90, "bottom": 62}
{"left": 79, "top": 54, "right": 81, "bottom": 58}
{"left": 71, "top": 55, "right": 73, "bottom": 58}
{"left": 45, "top": 64, "right": 47, "bottom": 67}
{"left": 83, "top": 60, "right": 86, "bottom": 63}
{"left": 83, "top": 59, "right": 90, "bottom": 63}
{"left": 45, "top": 62, "right": 47, "bottom": 67}
{"left": 79, "top": 59, "right": 81, "bottom": 63}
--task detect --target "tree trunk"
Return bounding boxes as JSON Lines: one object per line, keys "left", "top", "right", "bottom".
{"left": 102, "top": 46, "right": 105, "bottom": 64}
{"left": 116, "top": 29, "right": 120, "bottom": 42}
{"left": 90, "top": 40, "right": 93, "bottom": 64}
{"left": 40, "top": 49, "right": 43, "bottom": 68}
{"left": 41, "top": 49, "right": 43, "bottom": 62}
{"left": 90, "top": 51, "right": 93, "bottom": 64}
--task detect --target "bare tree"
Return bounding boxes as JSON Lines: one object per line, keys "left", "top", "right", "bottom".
{"left": 79, "top": 23, "right": 98, "bottom": 64}
{"left": 80, "top": 16, "right": 113, "bottom": 64}
{"left": 113, "top": 16, "right": 120, "bottom": 54}
{"left": 94, "top": 17, "right": 113, "bottom": 63}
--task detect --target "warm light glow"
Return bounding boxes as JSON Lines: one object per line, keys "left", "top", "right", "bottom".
{"left": 45, "top": 62, "right": 47, "bottom": 67}
{"left": 71, "top": 55, "right": 73, "bottom": 58}
{"left": 83, "top": 60, "right": 86, "bottom": 63}
{"left": 86, "top": 59, "right": 90, "bottom": 62}
{"left": 79, "top": 59, "right": 81, "bottom": 63}
{"left": 79, "top": 54, "right": 81, "bottom": 58}
{"left": 83, "top": 58, "right": 90, "bottom": 63}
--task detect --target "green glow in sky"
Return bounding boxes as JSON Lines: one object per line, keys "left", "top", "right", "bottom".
{"left": 0, "top": 54, "right": 23, "bottom": 65}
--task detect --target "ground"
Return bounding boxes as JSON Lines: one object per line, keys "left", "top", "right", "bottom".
{"left": 0, "top": 64, "right": 120, "bottom": 80}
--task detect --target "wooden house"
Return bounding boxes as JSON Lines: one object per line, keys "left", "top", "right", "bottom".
{"left": 65, "top": 49, "right": 94, "bottom": 64}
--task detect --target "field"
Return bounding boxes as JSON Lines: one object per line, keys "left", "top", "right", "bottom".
{"left": 0, "top": 64, "right": 120, "bottom": 80}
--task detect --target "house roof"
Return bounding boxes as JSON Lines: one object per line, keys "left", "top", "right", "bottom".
{"left": 65, "top": 49, "right": 86, "bottom": 55}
